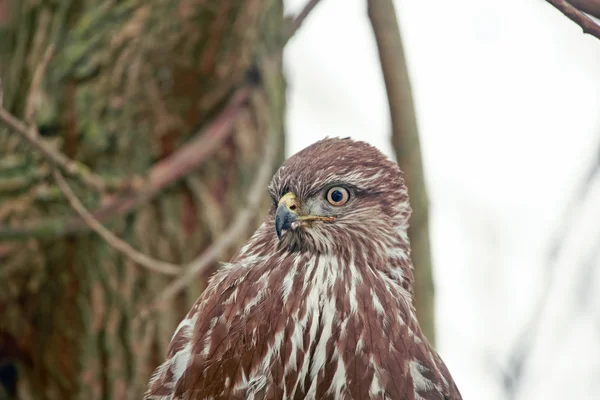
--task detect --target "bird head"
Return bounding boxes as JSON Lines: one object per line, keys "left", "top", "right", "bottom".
{"left": 268, "top": 137, "right": 411, "bottom": 255}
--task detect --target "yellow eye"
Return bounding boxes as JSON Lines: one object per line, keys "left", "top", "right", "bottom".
{"left": 326, "top": 186, "right": 350, "bottom": 206}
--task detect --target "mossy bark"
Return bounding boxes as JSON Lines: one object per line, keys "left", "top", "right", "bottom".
{"left": 0, "top": 1, "right": 286, "bottom": 398}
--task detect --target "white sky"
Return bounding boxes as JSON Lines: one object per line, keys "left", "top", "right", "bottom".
{"left": 283, "top": 0, "right": 600, "bottom": 398}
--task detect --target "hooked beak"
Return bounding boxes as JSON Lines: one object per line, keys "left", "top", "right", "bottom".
{"left": 274, "top": 192, "right": 338, "bottom": 240}
{"left": 275, "top": 192, "right": 299, "bottom": 240}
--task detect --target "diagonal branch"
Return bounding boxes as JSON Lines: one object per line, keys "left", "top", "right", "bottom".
{"left": 546, "top": 0, "right": 600, "bottom": 40}
{"left": 136, "top": 130, "right": 277, "bottom": 321}
{"left": 0, "top": 107, "right": 120, "bottom": 192}
{"left": 500, "top": 138, "right": 600, "bottom": 398}
{"left": 284, "top": 0, "right": 324, "bottom": 44}
{"left": 25, "top": 44, "right": 55, "bottom": 122}
{"left": 0, "top": 87, "right": 251, "bottom": 239}
{"left": 290, "top": 0, "right": 322, "bottom": 34}
{"left": 566, "top": 0, "right": 600, "bottom": 19}
{"left": 53, "top": 169, "right": 181, "bottom": 275}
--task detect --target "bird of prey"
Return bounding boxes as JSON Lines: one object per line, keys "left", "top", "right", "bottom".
{"left": 146, "top": 137, "right": 462, "bottom": 399}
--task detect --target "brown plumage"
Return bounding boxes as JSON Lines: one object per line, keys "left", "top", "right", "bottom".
{"left": 145, "top": 137, "right": 462, "bottom": 399}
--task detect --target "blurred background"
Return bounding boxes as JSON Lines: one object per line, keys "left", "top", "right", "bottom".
{"left": 1, "top": 0, "right": 600, "bottom": 398}
{"left": 286, "top": 0, "right": 600, "bottom": 398}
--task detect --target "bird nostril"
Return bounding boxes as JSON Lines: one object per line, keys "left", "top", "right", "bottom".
{"left": 289, "top": 204, "right": 297, "bottom": 211}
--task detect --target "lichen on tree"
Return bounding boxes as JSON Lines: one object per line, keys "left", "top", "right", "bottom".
{"left": 0, "top": 1, "right": 286, "bottom": 398}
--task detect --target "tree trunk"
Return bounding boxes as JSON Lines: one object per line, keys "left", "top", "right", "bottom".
{"left": 0, "top": 1, "right": 286, "bottom": 399}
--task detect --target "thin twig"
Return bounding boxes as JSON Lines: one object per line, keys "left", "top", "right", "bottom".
{"left": 567, "top": 0, "right": 600, "bottom": 19}
{"left": 1, "top": 51, "right": 248, "bottom": 196}
{"left": 0, "top": 107, "right": 119, "bottom": 192}
{"left": 25, "top": 44, "right": 55, "bottom": 122}
{"left": 136, "top": 131, "right": 276, "bottom": 321}
{"left": 501, "top": 138, "right": 600, "bottom": 398}
{"left": 283, "top": 0, "right": 323, "bottom": 45}
{"left": 290, "top": 0, "right": 322, "bottom": 35}
{"left": 546, "top": 0, "right": 600, "bottom": 40}
{"left": 52, "top": 169, "right": 181, "bottom": 275}
{"left": 0, "top": 87, "right": 251, "bottom": 239}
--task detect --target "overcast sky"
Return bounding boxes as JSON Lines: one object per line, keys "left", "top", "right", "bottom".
{"left": 283, "top": 0, "right": 600, "bottom": 398}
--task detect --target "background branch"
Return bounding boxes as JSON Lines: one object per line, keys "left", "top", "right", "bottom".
{"left": 547, "top": 0, "right": 600, "bottom": 40}
{"left": 24, "top": 44, "right": 55, "bottom": 122}
{"left": 137, "top": 130, "right": 277, "bottom": 321}
{"left": 0, "top": 107, "right": 119, "bottom": 192}
{"left": 566, "top": 0, "right": 600, "bottom": 19}
{"left": 290, "top": 0, "right": 322, "bottom": 34}
{"left": 53, "top": 169, "right": 181, "bottom": 275}
{"left": 284, "top": 0, "right": 323, "bottom": 44}
{"left": 368, "top": 0, "right": 436, "bottom": 342}
{"left": 0, "top": 87, "right": 251, "bottom": 239}
{"left": 501, "top": 138, "right": 600, "bottom": 398}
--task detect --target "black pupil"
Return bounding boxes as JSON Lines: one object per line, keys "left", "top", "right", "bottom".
{"left": 330, "top": 189, "right": 344, "bottom": 203}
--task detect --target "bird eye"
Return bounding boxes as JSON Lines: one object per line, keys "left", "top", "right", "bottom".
{"left": 326, "top": 186, "right": 350, "bottom": 206}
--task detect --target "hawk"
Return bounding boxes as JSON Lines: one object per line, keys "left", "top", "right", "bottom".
{"left": 146, "top": 138, "right": 462, "bottom": 399}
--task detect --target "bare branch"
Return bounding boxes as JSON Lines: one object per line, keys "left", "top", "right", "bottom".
{"left": 0, "top": 107, "right": 128, "bottom": 192}
{"left": 136, "top": 130, "right": 277, "bottom": 321}
{"left": 25, "top": 44, "right": 55, "bottom": 122}
{"left": 284, "top": 0, "right": 323, "bottom": 44}
{"left": 501, "top": 138, "right": 600, "bottom": 397}
{"left": 290, "top": 0, "right": 322, "bottom": 35}
{"left": 53, "top": 169, "right": 181, "bottom": 275}
{"left": 1, "top": 60, "right": 250, "bottom": 196}
{"left": 0, "top": 87, "right": 251, "bottom": 239}
{"left": 368, "top": 0, "right": 436, "bottom": 342}
{"left": 144, "top": 88, "right": 251, "bottom": 195}
{"left": 567, "top": 0, "right": 600, "bottom": 20}
{"left": 547, "top": 0, "right": 600, "bottom": 40}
